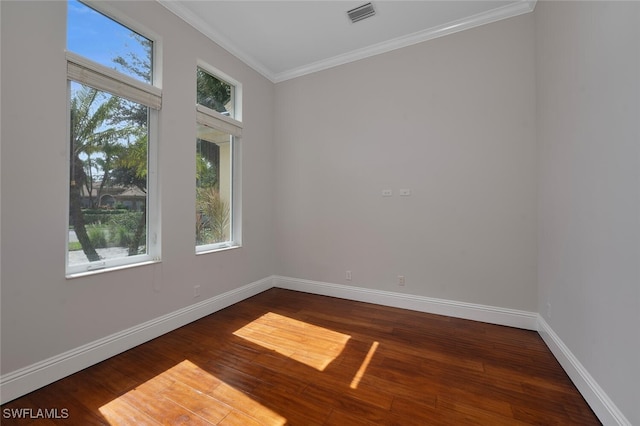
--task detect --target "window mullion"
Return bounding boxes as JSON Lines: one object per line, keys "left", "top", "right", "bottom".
{"left": 196, "top": 108, "right": 242, "bottom": 138}
{"left": 67, "top": 52, "right": 161, "bottom": 109}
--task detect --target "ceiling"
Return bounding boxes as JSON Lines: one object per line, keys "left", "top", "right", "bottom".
{"left": 159, "top": 0, "right": 536, "bottom": 83}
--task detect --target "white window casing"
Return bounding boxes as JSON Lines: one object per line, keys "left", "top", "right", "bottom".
{"left": 195, "top": 82, "right": 242, "bottom": 253}
{"left": 65, "top": 60, "right": 161, "bottom": 276}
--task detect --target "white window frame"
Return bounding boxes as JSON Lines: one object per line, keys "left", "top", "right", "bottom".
{"left": 66, "top": 1, "right": 162, "bottom": 277}
{"left": 195, "top": 63, "right": 242, "bottom": 254}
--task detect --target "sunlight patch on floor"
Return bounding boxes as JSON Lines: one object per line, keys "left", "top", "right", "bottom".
{"left": 99, "top": 360, "right": 286, "bottom": 425}
{"left": 350, "top": 341, "right": 379, "bottom": 389}
{"left": 233, "top": 312, "right": 351, "bottom": 371}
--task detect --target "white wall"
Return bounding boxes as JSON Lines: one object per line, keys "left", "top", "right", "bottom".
{"left": 536, "top": 2, "right": 640, "bottom": 424}
{"left": 2, "top": 1, "right": 638, "bottom": 422}
{"left": 0, "top": 0, "right": 276, "bottom": 375}
{"left": 274, "top": 13, "right": 538, "bottom": 311}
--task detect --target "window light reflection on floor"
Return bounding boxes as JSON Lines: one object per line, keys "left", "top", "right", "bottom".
{"left": 350, "top": 341, "right": 379, "bottom": 389}
{"left": 233, "top": 312, "right": 351, "bottom": 371}
{"left": 99, "top": 360, "right": 287, "bottom": 425}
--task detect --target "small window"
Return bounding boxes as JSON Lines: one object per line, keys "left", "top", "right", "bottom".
{"left": 197, "top": 67, "right": 234, "bottom": 118}
{"left": 195, "top": 66, "right": 241, "bottom": 252}
{"left": 66, "top": 1, "right": 160, "bottom": 274}
{"left": 67, "top": 0, "right": 152, "bottom": 84}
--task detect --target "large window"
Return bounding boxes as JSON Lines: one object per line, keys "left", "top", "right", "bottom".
{"left": 66, "top": 1, "right": 160, "bottom": 274}
{"left": 195, "top": 66, "right": 241, "bottom": 252}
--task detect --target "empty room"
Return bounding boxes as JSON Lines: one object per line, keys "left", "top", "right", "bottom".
{"left": 1, "top": 0, "right": 638, "bottom": 424}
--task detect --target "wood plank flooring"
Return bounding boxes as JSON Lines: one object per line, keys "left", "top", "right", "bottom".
{"left": 1, "top": 288, "right": 600, "bottom": 425}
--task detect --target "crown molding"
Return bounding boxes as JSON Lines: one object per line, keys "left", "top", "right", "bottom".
{"left": 274, "top": 0, "right": 537, "bottom": 82}
{"left": 157, "top": 0, "right": 276, "bottom": 82}
{"left": 158, "top": 0, "right": 536, "bottom": 84}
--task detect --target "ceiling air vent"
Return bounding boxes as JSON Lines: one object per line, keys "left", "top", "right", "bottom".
{"left": 347, "top": 2, "right": 376, "bottom": 23}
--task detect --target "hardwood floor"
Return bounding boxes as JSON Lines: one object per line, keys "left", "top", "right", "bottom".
{"left": 1, "top": 288, "right": 600, "bottom": 425}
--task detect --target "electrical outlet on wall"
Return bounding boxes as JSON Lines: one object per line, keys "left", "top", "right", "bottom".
{"left": 346, "top": 270, "right": 352, "bottom": 281}
{"left": 546, "top": 301, "right": 551, "bottom": 318}
{"left": 398, "top": 275, "right": 405, "bottom": 286}
{"left": 194, "top": 285, "right": 201, "bottom": 298}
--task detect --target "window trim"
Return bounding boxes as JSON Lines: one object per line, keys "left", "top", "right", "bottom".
{"left": 195, "top": 64, "right": 243, "bottom": 254}
{"left": 65, "top": 2, "right": 161, "bottom": 276}
{"left": 196, "top": 61, "right": 242, "bottom": 122}
{"left": 195, "top": 124, "right": 239, "bottom": 254}
{"left": 72, "top": 0, "right": 163, "bottom": 88}
{"left": 65, "top": 85, "right": 161, "bottom": 277}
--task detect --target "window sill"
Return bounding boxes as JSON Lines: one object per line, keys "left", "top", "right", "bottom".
{"left": 196, "top": 244, "right": 241, "bottom": 256}
{"left": 66, "top": 258, "right": 161, "bottom": 280}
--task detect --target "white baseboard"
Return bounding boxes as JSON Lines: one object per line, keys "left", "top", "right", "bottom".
{"left": 537, "top": 317, "right": 631, "bottom": 426}
{"left": 2, "top": 274, "right": 627, "bottom": 426}
{"left": 275, "top": 276, "right": 631, "bottom": 425}
{"left": 0, "top": 276, "right": 274, "bottom": 405}
{"left": 0, "top": 275, "right": 537, "bottom": 405}
{"left": 273, "top": 276, "right": 538, "bottom": 330}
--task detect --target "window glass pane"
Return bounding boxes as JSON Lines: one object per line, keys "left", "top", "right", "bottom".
{"left": 197, "top": 68, "right": 234, "bottom": 118}
{"left": 196, "top": 125, "right": 232, "bottom": 247}
{"left": 68, "top": 82, "right": 149, "bottom": 267}
{"left": 67, "top": 0, "right": 152, "bottom": 84}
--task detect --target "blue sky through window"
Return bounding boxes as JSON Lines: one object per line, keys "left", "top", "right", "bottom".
{"left": 67, "top": 0, "right": 151, "bottom": 84}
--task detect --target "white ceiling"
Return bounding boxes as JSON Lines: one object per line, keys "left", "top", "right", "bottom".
{"left": 159, "top": 0, "right": 536, "bottom": 83}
